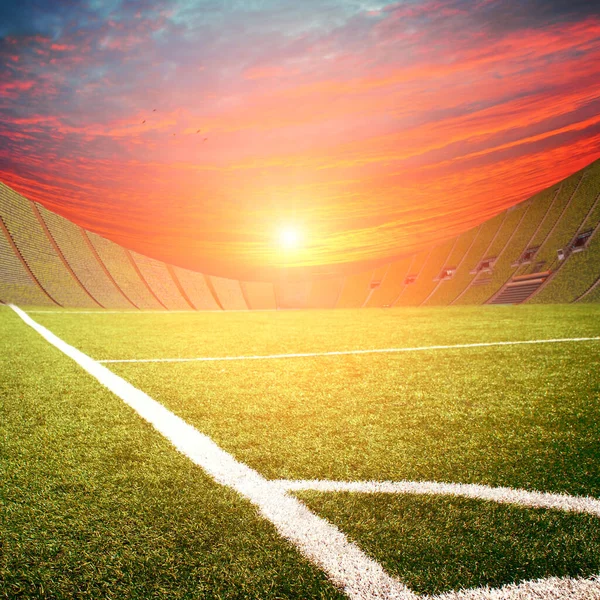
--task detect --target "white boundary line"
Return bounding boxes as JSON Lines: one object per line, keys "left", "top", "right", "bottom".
{"left": 9, "top": 304, "right": 600, "bottom": 600}
{"left": 275, "top": 479, "right": 600, "bottom": 517}
{"left": 8, "top": 304, "right": 414, "bottom": 600}
{"left": 96, "top": 336, "right": 600, "bottom": 363}
{"left": 25, "top": 309, "right": 272, "bottom": 314}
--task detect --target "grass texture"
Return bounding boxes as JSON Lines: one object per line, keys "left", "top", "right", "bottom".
{"left": 2, "top": 303, "right": 600, "bottom": 597}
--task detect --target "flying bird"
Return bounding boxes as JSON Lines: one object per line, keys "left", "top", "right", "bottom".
{"left": 196, "top": 129, "right": 201, "bottom": 134}
{"left": 203, "top": 137, "right": 208, "bottom": 142}
{"left": 142, "top": 120, "right": 146, "bottom": 124}
{"left": 152, "top": 109, "right": 156, "bottom": 112}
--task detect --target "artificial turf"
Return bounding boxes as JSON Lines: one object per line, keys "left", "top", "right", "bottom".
{"left": 297, "top": 492, "right": 600, "bottom": 596}
{"left": 3, "top": 303, "right": 600, "bottom": 597}
{"left": 0, "top": 306, "right": 345, "bottom": 599}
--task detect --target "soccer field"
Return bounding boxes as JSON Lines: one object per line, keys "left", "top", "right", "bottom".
{"left": 2, "top": 304, "right": 600, "bottom": 599}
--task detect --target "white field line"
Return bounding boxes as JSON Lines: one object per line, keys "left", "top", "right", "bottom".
{"left": 97, "top": 336, "right": 600, "bottom": 364}
{"left": 8, "top": 304, "right": 415, "bottom": 600}
{"left": 275, "top": 480, "right": 600, "bottom": 517}
{"left": 10, "top": 304, "right": 600, "bottom": 600}
{"left": 25, "top": 309, "right": 274, "bottom": 314}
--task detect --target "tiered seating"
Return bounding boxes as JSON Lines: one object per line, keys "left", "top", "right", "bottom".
{"left": 578, "top": 272, "right": 600, "bottom": 303}
{"left": 172, "top": 267, "right": 221, "bottom": 310}
{"left": 490, "top": 272, "right": 551, "bottom": 304}
{"left": 454, "top": 201, "right": 530, "bottom": 305}
{"left": 396, "top": 239, "right": 456, "bottom": 306}
{"left": 524, "top": 168, "right": 595, "bottom": 279}
{"left": 306, "top": 277, "right": 345, "bottom": 309}
{"left": 209, "top": 276, "right": 248, "bottom": 309}
{"left": 87, "top": 232, "right": 162, "bottom": 309}
{"left": 0, "top": 217, "right": 54, "bottom": 306}
{"left": 239, "top": 281, "right": 277, "bottom": 310}
{"left": 38, "top": 205, "right": 132, "bottom": 309}
{"left": 364, "top": 257, "right": 412, "bottom": 307}
{"left": 431, "top": 212, "right": 505, "bottom": 306}
{"left": 469, "top": 186, "right": 558, "bottom": 304}
{"left": 423, "top": 227, "right": 480, "bottom": 306}
{"left": 531, "top": 167, "right": 600, "bottom": 304}
{"left": 0, "top": 184, "right": 95, "bottom": 307}
{"left": 336, "top": 270, "right": 376, "bottom": 308}
{"left": 361, "top": 265, "right": 389, "bottom": 307}
{"left": 274, "top": 279, "right": 311, "bottom": 309}
{"left": 129, "top": 251, "right": 191, "bottom": 310}
{"left": 392, "top": 249, "right": 431, "bottom": 306}
{"left": 518, "top": 175, "right": 582, "bottom": 276}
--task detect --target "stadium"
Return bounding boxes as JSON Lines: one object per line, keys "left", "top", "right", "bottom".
{"left": 2, "top": 2, "right": 600, "bottom": 599}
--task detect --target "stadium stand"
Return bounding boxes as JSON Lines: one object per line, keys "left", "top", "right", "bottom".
{"left": 336, "top": 270, "right": 377, "bottom": 308}
{"left": 453, "top": 202, "right": 530, "bottom": 305}
{"left": 0, "top": 216, "right": 55, "bottom": 306}
{"left": 172, "top": 267, "right": 222, "bottom": 310}
{"left": 528, "top": 169, "right": 600, "bottom": 304}
{"left": 1, "top": 158, "right": 599, "bottom": 309}
{"left": 361, "top": 265, "right": 389, "bottom": 307}
{"left": 393, "top": 248, "right": 432, "bottom": 306}
{"left": 396, "top": 239, "right": 456, "bottom": 306}
{"left": 421, "top": 226, "right": 480, "bottom": 306}
{"left": 239, "top": 281, "right": 277, "bottom": 310}
{"left": 129, "top": 251, "right": 192, "bottom": 310}
{"left": 433, "top": 211, "right": 506, "bottom": 305}
{"left": 364, "top": 257, "right": 413, "bottom": 307}
{"left": 0, "top": 183, "right": 96, "bottom": 307}
{"left": 306, "top": 277, "right": 345, "bottom": 309}
{"left": 87, "top": 232, "right": 163, "bottom": 309}
{"left": 37, "top": 205, "right": 133, "bottom": 309}
{"left": 274, "top": 279, "right": 311, "bottom": 309}
{"left": 209, "top": 276, "right": 248, "bottom": 310}
{"left": 489, "top": 271, "right": 551, "bottom": 305}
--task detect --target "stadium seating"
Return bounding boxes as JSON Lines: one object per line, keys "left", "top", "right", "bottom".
{"left": 129, "top": 251, "right": 192, "bottom": 310}
{"left": 392, "top": 249, "right": 432, "bottom": 306}
{"left": 306, "top": 277, "right": 345, "bottom": 309}
{"left": 421, "top": 226, "right": 480, "bottom": 306}
{"left": 172, "top": 267, "right": 222, "bottom": 310}
{"left": 396, "top": 239, "right": 456, "bottom": 306}
{"left": 530, "top": 192, "right": 600, "bottom": 303}
{"left": 453, "top": 202, "right": 530, "bottom": 305}
{"left": 336, "top": 270, "right": 377, "bottom": 308}
{"left": 489, "top": 272, "right": 551, "bottom": 305}
{"left": 364, "top": 257, "right": 413, "bottom": 307}
{"left": 0, "top": 184, "right": 96, "bottom": 307}
{"left": 274, "top": 279, "right": 311, "bottom": 309}
{"left": 239, "top": 281, "right": 277, "bottom": 310}
{"left": 1, "top": 157, "right": 599, "bottom": 309}
{"left": 37, "top": 205, "right": 133, "bottom": 309}
{"left": 87, "top": 232, "right": 163, "bottom": 309}
{"left": 435, "top": 212, "right": 506, "bottom": 305}
{"left": 209, "top": 276, "right": 248, "bottom": 310}
{"left": 0, "top": 216, "right": 54, "bottom": 306}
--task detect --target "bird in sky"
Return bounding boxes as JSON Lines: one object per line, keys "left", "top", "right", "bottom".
{"left": 142, "top": 120, "right": 146, "bottom": 124}
{"left": 196, "top": 129, "right": 201, "bottom": 133}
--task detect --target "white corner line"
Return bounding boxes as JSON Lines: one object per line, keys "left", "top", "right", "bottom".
{"left": 8, "top": 304, "right": 414, "bottom": 600}
{"left": 96, "top": 336, "right": 600, "bottom": 364}
{"left": 274, "top": 479, "right": 600, "bottom": 517}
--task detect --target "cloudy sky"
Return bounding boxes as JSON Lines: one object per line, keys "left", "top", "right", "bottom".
{"left": 1, "top": 0, "right": 600, "bottom": 278}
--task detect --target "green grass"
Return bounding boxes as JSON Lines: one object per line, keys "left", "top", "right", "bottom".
{"left": 298, "top": 493, "right": 600, "bottom": 596}
{"left": 0, "top": 306, "right": 344, "bottom": 599}
{"left": 3, "top": 303, "right": 600, "bottom": 597}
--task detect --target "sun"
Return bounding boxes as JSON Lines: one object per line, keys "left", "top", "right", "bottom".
{"left": 278, "top": 226, "right": 302, "bottom": 250}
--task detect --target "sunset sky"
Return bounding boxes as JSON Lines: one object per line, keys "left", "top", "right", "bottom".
{"left": 1, "top": 0, "right": 600, "bottom": 279}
